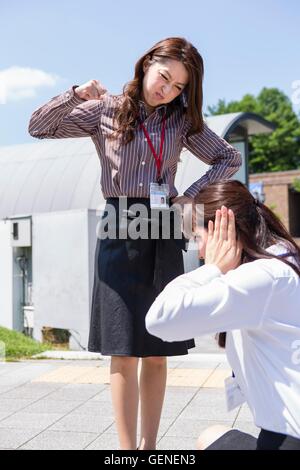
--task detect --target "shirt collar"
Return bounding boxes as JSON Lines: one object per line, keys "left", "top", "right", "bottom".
{"left": 266, "top": 243, "right": 290, "bottom": 256}
{"left": 266, "top": 242, "right": 299, "bottom": 266}
{"left": 138, "top": 100, "right": 167, "bottom": 115}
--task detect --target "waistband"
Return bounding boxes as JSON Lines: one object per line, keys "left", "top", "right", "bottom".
{"left": 105, "top": 197, "right": 176, "bottom": 208}
{"left": 106, "top": 197, "right": 150, "bottom": 203}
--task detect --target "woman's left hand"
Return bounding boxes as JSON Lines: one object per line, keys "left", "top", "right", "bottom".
{"left": 205, "top": 205, "right": 242, "bottom": 274}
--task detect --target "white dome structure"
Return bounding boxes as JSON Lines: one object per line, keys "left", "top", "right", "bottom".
{"left": 0, "top": 138, "right": 103, "bottom": 220}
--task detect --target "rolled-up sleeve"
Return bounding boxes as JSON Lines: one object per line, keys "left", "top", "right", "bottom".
{"left": 28, "top": 86, "right": 105, "bottom": 139}
{"left": 181, "top": 122, "right": 242, "bottom": 198}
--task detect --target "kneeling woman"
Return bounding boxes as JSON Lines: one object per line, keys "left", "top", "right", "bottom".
{"left": 146, "top": 180, "right": 300, "bottom": 450}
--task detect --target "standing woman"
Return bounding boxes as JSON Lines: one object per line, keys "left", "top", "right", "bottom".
{"left": 28, "top": 37, "right": 241, "bottom": 450}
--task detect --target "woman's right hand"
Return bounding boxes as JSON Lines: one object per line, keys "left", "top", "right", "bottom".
{"left": 205, "top": 206, "right": 242, "bottom": 274}
{"left": 74, "top": 79, "right": 108, "bottom": 101}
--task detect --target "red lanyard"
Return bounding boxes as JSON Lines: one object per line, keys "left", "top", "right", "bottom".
{"left": 139, "top": 114, "right": 166, "bottom": 183}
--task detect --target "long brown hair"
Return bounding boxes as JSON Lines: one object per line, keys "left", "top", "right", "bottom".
{"left": 109, "top": 37, "right": 204, "bottom": 145}
{"left": 194, "top": 180, "right": 300, "bottom": 348}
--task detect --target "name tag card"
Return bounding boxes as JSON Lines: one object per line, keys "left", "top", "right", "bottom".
{"left": 150, "top": 182, "right": 170, "bottom": 209}
{"left": 224, "top": 376, "right": 246, "bottom": 411}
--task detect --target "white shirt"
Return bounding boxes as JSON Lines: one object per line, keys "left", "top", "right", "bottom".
{"left": 146, "top": 244, "right": 300, "bottom": 438}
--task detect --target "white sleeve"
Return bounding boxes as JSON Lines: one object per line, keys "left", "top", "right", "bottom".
{"left": 145, "top": 261, "right": 276, "bottom": 342}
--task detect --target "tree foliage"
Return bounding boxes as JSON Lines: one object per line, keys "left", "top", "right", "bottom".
{"left": 207, "top": 88, "right": 300, "bottom": 173}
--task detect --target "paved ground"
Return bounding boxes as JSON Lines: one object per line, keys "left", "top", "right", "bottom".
{"left": 0, "top": 338, "right": 260, "bottom": 450}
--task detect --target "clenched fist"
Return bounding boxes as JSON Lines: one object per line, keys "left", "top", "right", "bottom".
{"left": 74, "top": 79, "right": 107, "bottom": 101}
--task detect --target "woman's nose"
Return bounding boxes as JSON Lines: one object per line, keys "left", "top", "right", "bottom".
{"left": 162, "top": 84, "right": 172, "bottom": 95}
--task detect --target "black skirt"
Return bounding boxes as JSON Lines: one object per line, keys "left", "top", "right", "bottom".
{"left": 206, "top": 428, "right": 300, "bottom": 450}
{"left": 88, "top": 197, "right": 195, "bottom": 357}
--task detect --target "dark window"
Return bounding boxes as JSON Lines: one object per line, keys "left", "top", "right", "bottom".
{"left": 13, "top": 222, "right": 19, "bottom": 240}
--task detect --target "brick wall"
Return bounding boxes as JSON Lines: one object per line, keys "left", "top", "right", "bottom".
{"left": 250, "top": 169, "right": 300, "bottom": 234}
{"left": 264, "top": 184, "right": 289, "bottom": 229}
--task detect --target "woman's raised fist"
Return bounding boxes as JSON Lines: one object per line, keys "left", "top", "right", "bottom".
{"left": 74, "top": 79, "right": 107, "bottom": 101}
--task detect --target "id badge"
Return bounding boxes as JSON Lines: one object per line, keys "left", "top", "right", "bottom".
{"left": 224, "top": 376, "right": 246, "bottom": 412}
{"left": 150, "top": 182, "right": 170, "bottom": 209}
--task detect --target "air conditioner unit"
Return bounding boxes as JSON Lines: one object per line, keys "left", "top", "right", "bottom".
{"left": 10, "top": 218, "right": 32, "bottom": 247}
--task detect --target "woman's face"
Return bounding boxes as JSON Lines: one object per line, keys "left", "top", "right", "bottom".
{"left": 142, "top": 58, "right": 189, "bottom": 108}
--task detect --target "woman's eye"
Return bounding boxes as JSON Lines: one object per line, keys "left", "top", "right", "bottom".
{"left": 160, "top": 73, "right": 182, "bottom": 91}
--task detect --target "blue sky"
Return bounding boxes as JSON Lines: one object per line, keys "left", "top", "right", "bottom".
{"left": 0, "top": 0, "right": 299, "bottom": 146}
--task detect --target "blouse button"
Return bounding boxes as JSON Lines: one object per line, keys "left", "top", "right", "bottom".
{"left": 139, "top": 183, "right": 143, "bottom": 187}
{"left": 141, "top": 161, "right": 146, "bottom": 165}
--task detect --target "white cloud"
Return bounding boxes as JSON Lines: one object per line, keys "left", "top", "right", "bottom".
{"left": 0, "top": 66, "right": 61, "bottom": 104}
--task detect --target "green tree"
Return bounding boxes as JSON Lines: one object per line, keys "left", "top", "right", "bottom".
{"left": 292, "top": 178, "right": 300, "bottom": 192}
{"left": 207, "top": 88, "right": 300, "bottom": 173}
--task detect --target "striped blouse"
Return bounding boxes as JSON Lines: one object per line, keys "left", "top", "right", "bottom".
{"left": 28, "top": 85, "right": 242, "bottom": 199}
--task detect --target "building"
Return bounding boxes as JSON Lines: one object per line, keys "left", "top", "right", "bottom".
{"left": 0, "top": 112, "right": 275, "bottom": 349}
{"left": 250, "top": 169, "right": 300, "bottom": 246}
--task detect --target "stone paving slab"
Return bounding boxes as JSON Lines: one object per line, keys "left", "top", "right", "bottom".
{"left": 0, "top": 427, "right": 43, "bottom": 450}
{"left": 0, "top": 357, "right": 259, "bottom": 450}
{"left": 31, "top": 364, "right": 231, "bottom": 388}
{"left": 19, "top": 430, "right": 99, "bottom": 450}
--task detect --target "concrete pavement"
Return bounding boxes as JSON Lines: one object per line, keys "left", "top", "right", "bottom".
{"left": 0, "top": 342, "right": 260, "bottom": 450}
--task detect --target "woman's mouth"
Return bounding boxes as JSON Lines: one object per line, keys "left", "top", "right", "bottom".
{"left": 156, "top": 92, "right": 163, "bottom": 100}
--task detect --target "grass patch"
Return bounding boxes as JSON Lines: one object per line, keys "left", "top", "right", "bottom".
{"left": 0, "top": 326, "right": 53, "bottom": 361}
